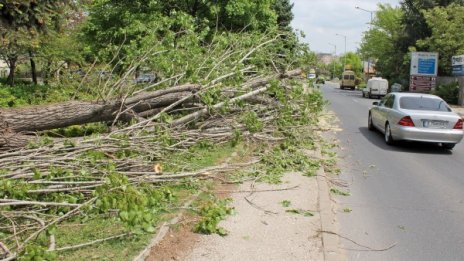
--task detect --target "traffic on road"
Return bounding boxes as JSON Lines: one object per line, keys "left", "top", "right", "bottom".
{"left": 322, "top": 82, "right": 464, "bottom": 261}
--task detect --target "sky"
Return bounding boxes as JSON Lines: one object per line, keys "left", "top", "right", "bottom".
{"left": 290, "top": 0, "right": 400, "bottom": 55}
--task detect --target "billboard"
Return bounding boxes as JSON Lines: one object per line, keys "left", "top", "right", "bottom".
{"left": 452, "top": 55, "right": 464, "bottom": 76}
{"left": 410, "top": 52, "right": 438, "bottom": 93}
{"left": 410, "top": 76, "right": 436, "bottom": 93}
{"left": 410, "top": 52, "right": 438, "bottom": 76}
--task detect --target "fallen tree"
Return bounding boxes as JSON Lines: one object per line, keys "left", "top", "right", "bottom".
{"left": 0, "top": 66, "right": 327, "bottom": 260}
{"left": 0, "top": 70, "right": 302, "bottom": 151}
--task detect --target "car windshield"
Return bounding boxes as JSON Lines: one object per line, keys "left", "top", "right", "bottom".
{"left": 399, "top": 96, "right": 451, "bottom": 112}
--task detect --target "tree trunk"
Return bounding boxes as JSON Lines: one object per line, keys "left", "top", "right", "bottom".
{"left": 29, "top": 51, "right": 38, "bottom": 85}
{"left": 44, "top": 60, "right": 51, "bottom": 85}
{"left": 0, "top": 131, "right": 31, "bottom": 150}
{"left": 0, "top": 84, "right": 200, "bottom": 133}
{"left": 7, "top": 56, "right": 17, "bottom": 86}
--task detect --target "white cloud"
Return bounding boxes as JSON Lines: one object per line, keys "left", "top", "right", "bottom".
{"left": 290, "top": 0, "right": 400, "bottom": 54}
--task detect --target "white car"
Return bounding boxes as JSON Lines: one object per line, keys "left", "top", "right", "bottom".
{"left": 368, "top": 93, "right": 464, "bottom": 149}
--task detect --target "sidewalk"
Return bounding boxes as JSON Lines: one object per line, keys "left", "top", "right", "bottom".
{"left": 450, "top": 105, "right": 464, "bottom": 117}
{"left": 143, "top": 148, "right": 344, "bottom": 261}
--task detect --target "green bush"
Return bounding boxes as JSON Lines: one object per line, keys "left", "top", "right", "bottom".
{"left": 434, "top": 82, "right": 459, "bottom": 105}
{"left": 0, "top": 80, "right": 94, "bottom": 108}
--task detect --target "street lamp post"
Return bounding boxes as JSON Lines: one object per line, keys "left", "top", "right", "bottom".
{"left": 356, "top": 6, "right": 375, "bottom": 79}
{"left": 336, "top": 33, "right": 347, "bottom": 71}
{"left": 328, "top": 43, "right": 337, "bottom": 79}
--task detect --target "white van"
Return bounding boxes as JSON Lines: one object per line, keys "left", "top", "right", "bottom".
{"left": 362, "top": 77, "right": 388, "bottom": 98}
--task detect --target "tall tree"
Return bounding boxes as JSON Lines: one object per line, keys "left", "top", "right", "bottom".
{"left": 360, "top": 4, "right": 404, "bottom": 81}
{"left": 0, "top": 0, "right": 71, "bottom": 85}
{"left": 417, "top": 4, "right": 464, "bottom": 75}
{"left": 273, "top": 0, "right": 294, "bottom": 30}
{"left": 393, "top": 0, "right": 464, "bottom": 82}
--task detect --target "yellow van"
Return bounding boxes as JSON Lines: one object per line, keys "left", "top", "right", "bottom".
{"left": 341, "top": 70, "right": 356, "bottom": 90}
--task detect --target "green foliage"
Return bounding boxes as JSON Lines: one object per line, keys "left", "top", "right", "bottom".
{"left": 0, "top": 179, "right": 35, "bottom": 199}
{"left": 194, "top": 198, "right": 234, "bottom": 236}
{"left": 280, "top": 200, "right": 291, "bottom": 207}
{"left": 20, "top": 243, "right": 57, "bottom": 261}
{"left": 340, "top": 52, "right": 363, "bottom": 76}
{"left": 417, "top": 4, "right": 464, "bottom": 75}
{"left": 0, "top": 81, "right": 94, "bottom": 108}
{"left": 45, "top": 123, "right": 109, "bottom": 138}
{"left": 359, "top": 4, "right": 405, "bottom": 81}
{"left": 330, "top": 188, "right": 350, "bottom": 196}
{"left": 259, "top": 146, "right": 320, "bottom": 183}
{"left": 241, "top": 111, "right": 263, "bottom": 133}
{"left": 433, "top": 82, "right": 460, "bottom": 104}
{"left": 26, "top": 136, "right": 54, "bottom": 149}
{"left": 95, "top": 173, "right": 177, "bottom": 233}
{"left": 285, "top": 208, "right": 313, "bottom": 217}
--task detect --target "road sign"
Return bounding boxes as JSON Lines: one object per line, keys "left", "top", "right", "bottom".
{"left": 452, "top": 55, "right": 464, "bottom": 76}
{"left": 409, "top": 76, "right": 436, "bottom": 93}
{"left": 410, "top": 52, "right": 438, "bottom": 76}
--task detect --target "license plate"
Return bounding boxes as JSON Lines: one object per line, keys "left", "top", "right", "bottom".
{"left": 422, "top": 120, "right": 448, "bottom": 128}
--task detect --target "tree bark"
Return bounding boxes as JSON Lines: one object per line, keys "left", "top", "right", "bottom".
{"left": 0, "top": 84, "right": 200, "bottom": 133}
{"left": 0, "top": 130, "right": 31, "bottom": 150}
{"left": 29, "top": 51, "right": 38, "bottom": 85}
{"left": 6, "top": 56, "right": 16, "bottom": 86}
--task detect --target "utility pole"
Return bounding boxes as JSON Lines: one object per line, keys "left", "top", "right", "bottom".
{"left": 356, "top": 6, "right": 375, "bottom": 79}
{"left": 336, "top": 33, "right": 347, "bottom": 71}
{"left": 328, "top": 43, "right": 337, "bottom": 79}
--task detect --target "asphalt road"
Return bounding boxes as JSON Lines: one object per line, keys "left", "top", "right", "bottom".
{"left": 321, "top": 82, "right": 464, "bottom": 261}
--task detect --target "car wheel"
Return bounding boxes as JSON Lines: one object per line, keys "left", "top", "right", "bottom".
{"left": 368, "top": 113, "right": 374, "bottom": 131}
{"left": 340, "top": 85, "right": 344, "bottom": 89}
{"left": 442, "top": 143, "right": 455, "bottom": 150}
{"left": 362, "top": 92, "right": 365, "bottom": 98}
{"left": 385, "top": 122, "right": 394, "bottom": 145}
{"left": 368, "top": 92, "right": 372, "bottom": 99}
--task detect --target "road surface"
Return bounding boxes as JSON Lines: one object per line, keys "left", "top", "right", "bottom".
{"left": 322, "top": 83, "right": 464, "bottom": 261}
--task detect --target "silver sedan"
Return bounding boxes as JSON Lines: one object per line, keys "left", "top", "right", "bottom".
{"left": 368, "top": 93, "right": 464, "bottom": 149}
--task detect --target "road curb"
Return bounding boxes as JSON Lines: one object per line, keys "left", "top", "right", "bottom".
{"left": 133, "top": 193, "right": 200, "bottom": 261}
{"left": 314, "top": 148, "right": 345, "bottom": 261}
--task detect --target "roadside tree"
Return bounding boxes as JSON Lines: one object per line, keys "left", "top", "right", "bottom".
{"left": 359, "top": 4, "right": 404, "bottom": 82}
{"left": 417, "top": 4, "right": 464, "bottom": 75}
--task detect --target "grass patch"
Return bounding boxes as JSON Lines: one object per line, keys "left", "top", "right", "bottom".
{"left": 285, "top": 209, "right": 314, "bottom": 217}
{"left": 280, "top": 200, "right": 291, "bottom": 207}
{"left": 48, "top": 142, "right": 243, "bottom": 260}
{"left": 330, "top": 188, "right": 350, "bottom": 196}
{"left": 55, "top": 218, "right": 152, "bottom": 261}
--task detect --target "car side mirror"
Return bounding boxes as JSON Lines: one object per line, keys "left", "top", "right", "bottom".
{"left": 372, "top": 102, "right": 379, "bottom": 106}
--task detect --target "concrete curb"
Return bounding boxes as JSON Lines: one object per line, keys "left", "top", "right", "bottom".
{"left": 133, "top": 193, "right": 200, "bottom": 261}
{"left": 315, "top": 148, "right": 345, "bottom": 261}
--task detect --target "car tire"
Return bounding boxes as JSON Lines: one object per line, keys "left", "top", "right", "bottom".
{"left": 362, "top": 92, "right": 365, "bottom": 98}
{"left": 368, "top": 92, "right": 372, "bottom": 99}
{"left": 442, "top": 143, "right": 455, "bottom": 150}
{"left": 368, "top": 113, "right": 374, "bottom": 131}
{"left": 385, "top": 122, "right": 394, "bottom": 145}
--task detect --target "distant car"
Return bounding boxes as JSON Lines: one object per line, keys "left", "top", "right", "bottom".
{"left": 136, "top": 73, "right": 156, "bottom": 84}
{"left": 368, "top": 93, "right": 464, "bottom": 149}
{"left": 391, "top": 83, "right": 402, "bottom": 92}
{"left": 307, "top": 73, "right": 316, "bottom": 79}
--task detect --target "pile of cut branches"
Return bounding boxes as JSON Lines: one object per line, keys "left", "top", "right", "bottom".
{"left": 0, "top": 35, "right": 324, "bottom": 259}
